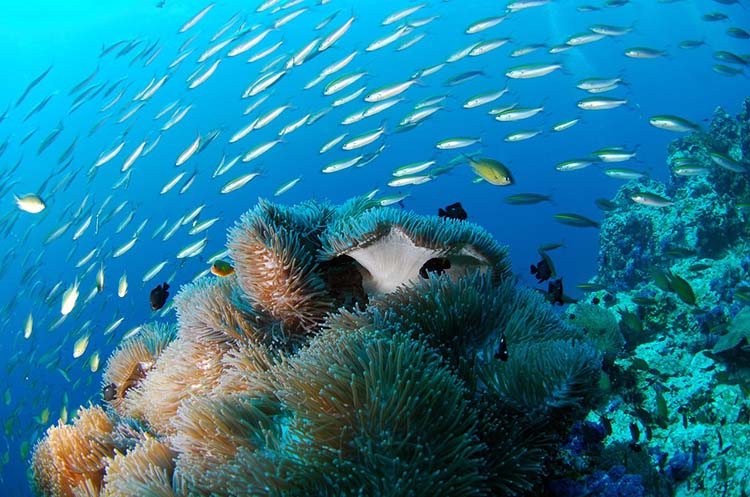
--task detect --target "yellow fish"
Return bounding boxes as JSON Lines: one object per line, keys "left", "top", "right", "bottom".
{"left": 465, "top": 155, "right": 514, "bottom": 186}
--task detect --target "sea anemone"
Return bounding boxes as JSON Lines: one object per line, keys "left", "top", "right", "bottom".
{"left": 479, "top": 339, "right": 601, "bottom": 417}
{"left": 170, "top": 393, "right": 283, "bottom": 494}
{"left": 32, "top": 197, "right": 603, "bottom": 497}
{"left": 267, "top": 327, "right": 488, "bottom": 497}
{"left": 475, "top": 394, "right": 551, "bottom": 496}
{"left": 568, "top": 302, "right": 625, "bottom": 355}
{"left": 130, "top": 336, "right": 226, "bottom": 435}
{"left": 228, "top": 199, "right": 336, "bottom": 336}
{"left": 100, "top": 437, "right": 178, "bottom": 497}
{"left": 217, "top": 340, "right": 280, "bottom": 395}
{"left": 30, "top": 406, "right": 116, "bottom": 497}
{"left": 320, "top": 206, "right": 511, "bottom": 295}
{"left": 326, "top": 273, "right": 577, "bottom": 390}
{"left": 101, "top": 323, "right": 176, "bottom": 419}
{"left": 173, "top": 274, "right": 268, "bottom": 346}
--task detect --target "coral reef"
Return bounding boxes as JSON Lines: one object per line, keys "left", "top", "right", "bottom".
{"left": 569, "top": 98, "right": 750, "bottom": 497}
{"left": 597, "top": 99, "right": 750, "bottom": 293}
{"left": 30, "top": 198, "right": 603, "bottom": 497}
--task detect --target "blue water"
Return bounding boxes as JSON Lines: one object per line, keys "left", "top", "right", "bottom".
{"left": 0, "top": 0, "right": 747, "bottom": 494}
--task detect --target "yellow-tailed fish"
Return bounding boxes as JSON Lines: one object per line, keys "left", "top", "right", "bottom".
{"left": 179, "top": 3, "right": 215, "bottom": 33}
{"left": 118, "top": 273, "right": 128, "bottom": 297}
{"left": 60, "top": 280, "right": 79, "bottom": 315}
{"left": 14, "top": 193, "right": 46, "bottom": 213}
{"left": 73, "top": 334, "right": 89, "bottom": 358}
{"left": 96, "top": 263, "right": 104, "bottom": 292}
{"left": 24, "top": 313, "right": 32, "bottom": 339}
{"left": 188, "top": 59, "right": 221, "bottom": 89}
{"left": 177, "top": 237, "right": 208, "bottom": 259}
{"left": 112, "top": 237, "right": 137, "bottom": 258}
{"left": 94, "top": 141, "right": 125, "bottom": 167}
{"left": 161, "top": 172, "right": 186, "bottom": 195}
{"left": 274, "top": 177, "right": 301, "bottom": 196}
{"left": 176, "top": 133, "right": 201, "bottom": 166}
{"left": 90, "top": 351, "right": 100, "bottom": 372}
{"left": 103, "top": 317, "right": 124, "bottom": 335}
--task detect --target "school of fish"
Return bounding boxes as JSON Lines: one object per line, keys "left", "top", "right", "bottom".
{"left": 0, "top": 0, "right": 747, "bottom": 482}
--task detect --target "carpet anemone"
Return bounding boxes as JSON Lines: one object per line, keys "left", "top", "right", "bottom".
{"left": 474, "top": 394, "right": 551, "bottom": 496}
{"left": 130, "top": 337, "right": 226, "bottom": 435}
{"left": 30, "top": 406, "right": 116, "bottom": 497}
{"left": 173, "top": 275, "right": 267, "bottom": 346}
{"left": 216, "top": 340, "right": 280, "bottom": 395}
{"left": 100, "top": 437, "right": 178, "bottom": 497}
{"left": 228, "top": 200, "right": 336, "bottom": 336}
{"left": 478, "top": 339, "right": 602, "bottom": 417}
{"left": 268, "top": 327, "right": 488, "bottom": 496}
{"left": 170, "top": 393, "right": 282, "bottom": 494}
{"left": 31, "top": 197, "right": 605, "bottom": 497}
{"left": 100, "top": 323, "right": 176, "bottom": 419}
{"left": 326, "top": 272, "right": 579, "bottom": 390}
{"left": 320, "top": 206, "right": 511, "bottom": 295}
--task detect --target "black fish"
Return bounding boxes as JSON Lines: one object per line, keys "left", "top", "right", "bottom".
{"left": 531, "top": 259, "right": 552, "bottom": 283}
{"left": 419, "top": 257, "right": 451, "bottom": 278}
{"left": 494, "top": 334, "right": 509, "bottom": 361}
{"left": 530, "top": 251, "right": 555, "bottom": 283}
{"left": 548, "top": 278, "right": 564, "bottom": 305}
{"left": 150, "top": 282, "right": 170, "bottom": 310}
{"left": 102, "top": 383, "right": 117, "bottom": 402}
{"left": 438, "top": 202, "right": 468, "bottom": 220}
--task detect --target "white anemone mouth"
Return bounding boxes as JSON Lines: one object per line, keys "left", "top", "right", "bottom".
{"left": 345, "top": 226, "right": 490, "bottom": 295}
{"left": 348, "top": 227, "right": 439, "bottom": 294}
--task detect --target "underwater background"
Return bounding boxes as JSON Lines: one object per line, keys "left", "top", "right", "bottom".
{"left": 0, "top": 0, "right": 749, "bottom": 495}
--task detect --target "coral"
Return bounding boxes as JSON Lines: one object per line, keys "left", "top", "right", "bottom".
{"left": 569, "top": 303, "right": 625, "bottom": 355}
{"left": 583, "top": 103, "right": 750, "bottom": 497}
{"left": 31, "top": 198, "right": 604, "bottom": 497}
{"left": 548, "top": 465, "right": 646, "bottom": 497}
{"left": 665, "top": 450, "right": 697, "bottom": 482}
{"left": 712, "top": 306, "right": 750, "bottom": 353}
{"left": 596, "top": 98, "right": 750, "bottom": 292}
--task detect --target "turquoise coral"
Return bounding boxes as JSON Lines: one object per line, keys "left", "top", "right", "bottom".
{"left": 568, "top": 98, "right": 750, "bottom": 497}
